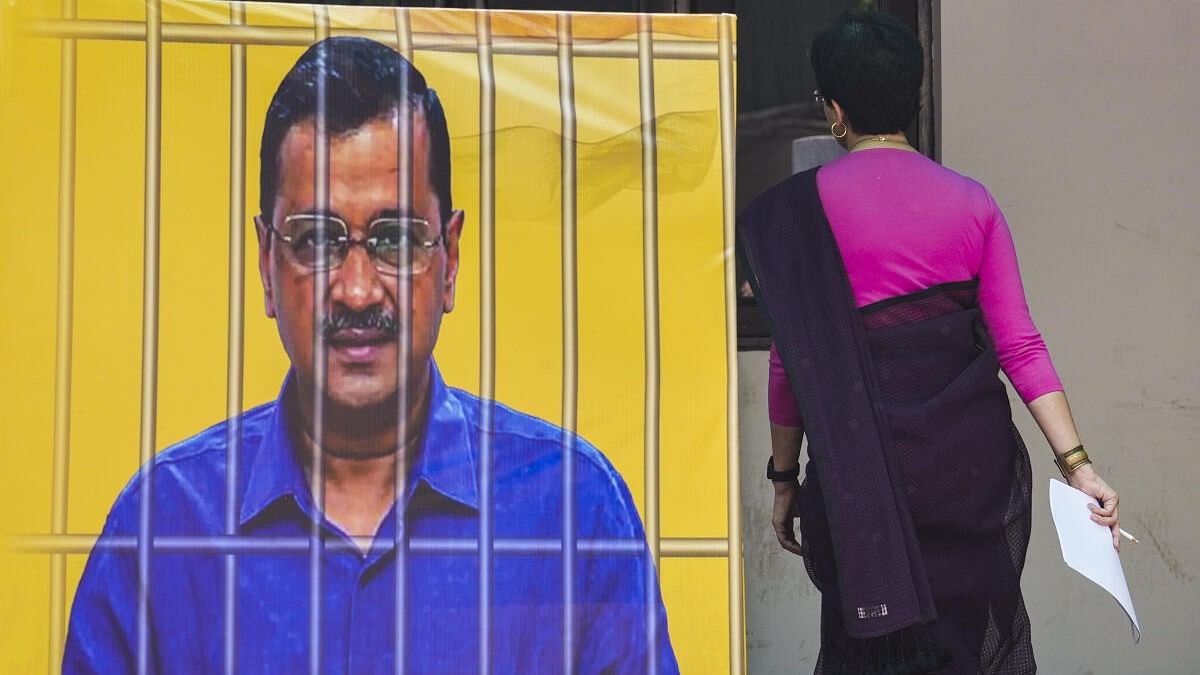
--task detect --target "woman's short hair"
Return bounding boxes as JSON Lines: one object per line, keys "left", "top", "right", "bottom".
{"left": 810, "top": 10, "right": 923, "bottom": 135}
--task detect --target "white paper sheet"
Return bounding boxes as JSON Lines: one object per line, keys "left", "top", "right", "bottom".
{"left": 1048, "top": 478, "right": 1141, "bottom": 642}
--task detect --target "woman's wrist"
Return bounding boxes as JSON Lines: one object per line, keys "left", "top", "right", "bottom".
{"left": 1053, "top": 444, "right": 1092, "bottom": 480}
{"left": 773, "top": 476, "right": 800, "bottom": 494}
{"left": 1067, "top": 462, "right": 1097, "bottom": 480}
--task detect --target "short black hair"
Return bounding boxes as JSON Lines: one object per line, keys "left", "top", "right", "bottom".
{"left": 259, "top": 36, "right": 453, "bottom": 225}
{"left": 810, "top": 10, "right": 923, "bottom": 135}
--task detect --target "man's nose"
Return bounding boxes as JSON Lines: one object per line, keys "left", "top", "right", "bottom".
{"left": 330, "top": 244, "right": 386, "bottom": 310}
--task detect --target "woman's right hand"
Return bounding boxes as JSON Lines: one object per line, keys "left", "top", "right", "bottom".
{"left": 1068, "top": 463, "right": 1121, "bottom": 550}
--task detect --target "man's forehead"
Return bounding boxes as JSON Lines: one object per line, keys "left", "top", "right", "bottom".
{"left": 278, "top": 109, "right": 430, "bottom": 156}
{"left": 272, "top": 110, "right": 440, "bottom": 219}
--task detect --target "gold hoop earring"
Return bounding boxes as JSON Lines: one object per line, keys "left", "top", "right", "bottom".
{"left": 831, "top": 121, "right": 848, "bottom": 139}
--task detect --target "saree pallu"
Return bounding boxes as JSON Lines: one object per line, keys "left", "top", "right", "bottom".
{"left": 739, "top": 168, "right": 1034, "bottom": 674}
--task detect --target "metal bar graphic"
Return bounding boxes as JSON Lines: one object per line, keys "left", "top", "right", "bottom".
{"left": 636, "top": 12, "right": 660, "bottom": 575}
{"left": 135, "top": 2, "right": 163, "bottom": 674}
{"left": 307, "top": 10, "right": 331, "bottom": 675}
{"left": 392, "top": 8, "right": 414, "bottom": 674}
{"left": 10, "top": 533, "right": 728, "bottom": 557}
{"left": 23, "top": 19, "right": 728, "bottom": 60}
{"left": 717, "top": 15, "right": 745, "bottom": 675}
{"left": 556, "top": 13, "right": 578, "bottom": 673}
{"left": 394, "top": 7, "right": 412, "bottom": 61}
{"left": 47, "top": 0, "right": 78, "bottom": 669}
{"left": 660, "top": 537, "right": 728, "bottom": 557}
{"left": 475, "top": 12, "right": 496, "bottom": 675}
{"left": 222, "top": 4, "right": 247, "bottom": 674}
{"left": 636, "top": 14, "right": 661, "bottom": 675}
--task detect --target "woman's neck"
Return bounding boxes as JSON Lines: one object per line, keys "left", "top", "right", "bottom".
{"left": 845, "top": 130, "right": 916, "bottom": 153}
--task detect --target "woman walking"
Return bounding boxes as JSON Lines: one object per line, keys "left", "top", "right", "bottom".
{"left": 739, "top": 10, "right": 1120, "bottom": 674}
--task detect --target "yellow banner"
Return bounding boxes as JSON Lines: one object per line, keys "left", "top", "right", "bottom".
{"left": 0, "top": 2, "right": 739, "bottom": 672}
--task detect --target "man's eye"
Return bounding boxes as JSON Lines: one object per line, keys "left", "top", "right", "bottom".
{"left": 372, "top": 227, "right": 413, "bottom": 250}
{"left": 294, "top": 227, "right": 342, "bottom": 249}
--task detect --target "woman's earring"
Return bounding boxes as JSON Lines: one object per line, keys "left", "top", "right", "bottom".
{"left": 831, "top": 121, "right": 848, "bottom": 139}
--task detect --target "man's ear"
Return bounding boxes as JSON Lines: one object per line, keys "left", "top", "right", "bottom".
{"left": 441, "top": 209, "right": 465, "bottom": 314}
{"left": 254, "top": 215, "right": 277, "bottom": 319}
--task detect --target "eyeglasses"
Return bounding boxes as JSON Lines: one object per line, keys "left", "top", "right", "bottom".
{"left": 266, "top": 214, "right": 443, "bottom": 276}
{"left": 812, "top": 89, "right": 827, "bottom": 106}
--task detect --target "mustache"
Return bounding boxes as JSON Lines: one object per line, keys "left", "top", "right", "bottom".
{"left": 321, "top": 308, "right": 400, "bottom": 339}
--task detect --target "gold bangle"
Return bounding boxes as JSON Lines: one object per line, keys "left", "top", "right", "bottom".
{"left": 1055, "top": 445, "right": 1091, "bottom": 479}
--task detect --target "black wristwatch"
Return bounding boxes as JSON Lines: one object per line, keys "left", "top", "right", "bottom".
{"left": 766, "top": 457, "right": 800, "bottom": 482}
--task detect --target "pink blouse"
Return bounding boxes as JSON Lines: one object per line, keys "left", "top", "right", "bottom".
{"left": 768, "top": 149, "right": 1063, "bottom": 427}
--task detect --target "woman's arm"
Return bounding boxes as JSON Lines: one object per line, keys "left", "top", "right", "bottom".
{"left": 771, "top": 422, "right": 804, "bottom": 474}
{"left": 770, "top": 422, "right": 806, "bottom": 557}
{"left": 767, "top": 342, "right": 808, "bottom": 556}
{"left": 768, "top": 342, "right": 804, "bottom": 428}
{"left": 1027, "top": 390, "right": 1122, "bottom": 549}
{"left": 974, "top": 190, "right": 1122, "bottom": 548}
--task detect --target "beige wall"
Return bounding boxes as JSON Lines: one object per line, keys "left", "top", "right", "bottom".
{"left": 740, "top": 2, "right": 1200, "bottom": 672}
{"left": 940, "top": 2, "right": 1200, "bottom": 673}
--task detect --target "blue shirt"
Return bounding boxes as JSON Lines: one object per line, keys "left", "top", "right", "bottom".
{"left": 65, "top": 364, "right": 677, "bottom": 674}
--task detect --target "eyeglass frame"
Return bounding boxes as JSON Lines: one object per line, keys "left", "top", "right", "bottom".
{"left": 262, "top": 212, "right": 445, "bottom": 277}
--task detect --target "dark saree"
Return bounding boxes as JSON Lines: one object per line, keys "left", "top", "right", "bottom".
{"left": 739, "top": 168, "right": 1035, "bottom": 674}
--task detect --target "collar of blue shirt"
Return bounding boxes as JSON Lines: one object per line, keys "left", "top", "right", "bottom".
{"left": 237, "top": 360, "right": 480, "bottom": 528}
